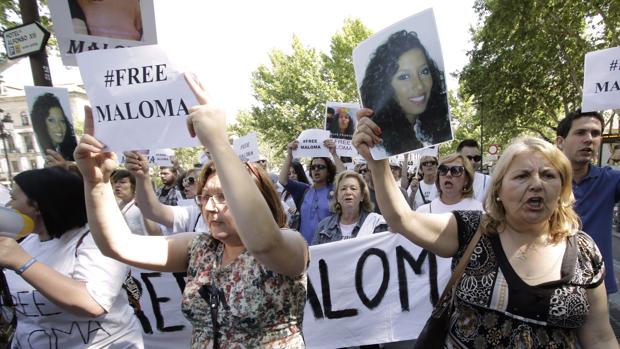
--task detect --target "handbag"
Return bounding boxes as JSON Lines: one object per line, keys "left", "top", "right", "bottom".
{"left": 413, "top": 227, "right": 482, "bottom": 349}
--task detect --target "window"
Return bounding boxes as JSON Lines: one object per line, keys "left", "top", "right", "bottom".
{"left": 6, "top": 136, "right": 15, "bottom": 152}
{"left": 20, "top": 111, "right": 29, "bottom": 126}
{"left": 10, "top": 160, "right": 20, "bottom": 172}
{"left": 22, "top": 133, "right": 35, "bottom": 152}
{"left": 29, "top": 159, "right": 37, "bottom": 169}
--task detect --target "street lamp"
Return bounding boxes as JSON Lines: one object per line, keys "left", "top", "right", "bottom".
{"left": 0, "top": 109, "right": 14, "bottom": 186}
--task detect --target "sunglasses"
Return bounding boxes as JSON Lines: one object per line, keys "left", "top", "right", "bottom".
{"left": 183, "top": 177, "right": 196, "bottom": 186}
{"left": 438, "top": 165, "right": 465, "bottom": 177}
{"left": 421, "top": 161, "right": 437, "bottom": 167}
{"left": 310, "top": 164, "right": 327, "bottom": 171}
{"left": 466, "top": 155, "right": 482, "bottom": 162}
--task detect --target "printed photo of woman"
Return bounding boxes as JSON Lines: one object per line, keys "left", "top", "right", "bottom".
{"left": 29, "top": 92, "right": 78, "bottom": 161}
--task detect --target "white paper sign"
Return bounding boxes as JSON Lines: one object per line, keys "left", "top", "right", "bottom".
{"left": 304, "top": 232, "right": 451, "bottom": 348}
{"left": 324, "top": 102, "right": 360, "bottom": 158}
{"left": 129, "top": 268, "right": 192, "bottom": 349}
{"left": 233, "top": 132, "right": 260, "bottom": 162}
{"left": 582, "top": 46, "right": 620, "bottom": 112}
{"left": 48, "top": 0, "right": 158, "bottom": 66}
{"left": 116, "top": 148, "right": 174, "bottom": 167}
{"left": 293, "top": 129, "right": 331, "bottom": 158}
{"left": 77, "top": 45, "right": 199, "bottom": 152}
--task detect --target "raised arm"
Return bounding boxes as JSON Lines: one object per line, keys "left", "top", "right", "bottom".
{"left": 124, "top": 151, "right": 175, "bottom": 228}
{"left": 352, "top": 108, "right": 459, "bottom": 257}
{"left": 279, "top": 140, "right": 298, "bottom": 186}
{"left": 74, "top": 107, "right": 194, "bottom": 272}
{"left": 186, "top": 74, "right": 308, "bottom": 277}
{"left": 324, "top": 139, "right": 345, "bottom": 173}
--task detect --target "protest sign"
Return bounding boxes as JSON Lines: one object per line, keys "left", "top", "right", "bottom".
{"left": 77, "top": 45, "right": 199, "bottom": 152}
{"left": 352, "top": 8, "right": 453, "bottom": 159}
{"left": 116, "top": 149, "right": 174, "bottom": 167}
{"left": 293, "top": 129, "right": 331, "bottom": 158}
{"left": 582, "top": 46, "right": 620, "bottom": 112}
{"left": 24, "top": 86, "right": 78, "bottom": 161}
{"left": 48, "top": 0, "right": 157, "bottom": 66}
{"left": 233, "top": 132, "right": 260, "bottom": 162}
{"left": 129, "top": 268, "right": 192, "bottom": 349}
{"left": 304, "top": 232, "right": 451, "bottom": 348}
{"left": 324, "top": 102, "right": 360, "bottom": 157}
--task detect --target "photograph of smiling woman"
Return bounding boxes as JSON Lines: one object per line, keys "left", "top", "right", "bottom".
{"left": 30, "top": 92, "right": 78, "bottom": 161}
{"left": 360, "top": 30, "right": 451, "bottom": 157}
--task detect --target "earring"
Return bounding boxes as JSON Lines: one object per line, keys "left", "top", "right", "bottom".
{"left": 495, "top": 196, "right": 501, "bottom": 202}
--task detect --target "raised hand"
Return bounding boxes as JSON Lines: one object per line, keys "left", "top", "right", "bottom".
{"left": 123, "top": 151, "right": 149, "bottom": 179}
{"left": 184, "top": 73, "right": 228, "bottom": 148}
{"left": 352, "top": 108, "right": 382, "bottom": 162}
{"left": 73, "top": 106, "right": 118, "bottom": 185}
{"left": 44, "top": 149, "right": 66, "bottom": 168}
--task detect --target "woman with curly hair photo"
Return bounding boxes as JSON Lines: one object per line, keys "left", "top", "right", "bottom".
{"left": 360, "top": 30, "right": 451, "bottom": 157}
{"left": 30, "top": 92, "right": 78, "bottom": 161}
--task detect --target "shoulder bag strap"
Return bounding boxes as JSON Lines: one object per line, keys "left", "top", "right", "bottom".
{"left": 437, "top": 225, "right": 483, "bottom": 301}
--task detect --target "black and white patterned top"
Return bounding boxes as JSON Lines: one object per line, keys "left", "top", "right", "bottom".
{"left": 446, "top": 211, "right": 604, "bottom": 348}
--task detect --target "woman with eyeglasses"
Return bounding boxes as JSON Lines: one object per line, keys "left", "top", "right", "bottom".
{"left": 75, "top": 75, "right": 309, "bottom": 348}
{"left": 279, "top": 139, "right": 344, "bottom": 244}
{"left": 415, "top": 153, "right": 483, "bottom": 214}
{"left": 182, "top": 168, "right": 200, "bottom": 200}
{"left": 412, "top": 155, "right": 438, "bottom": 209}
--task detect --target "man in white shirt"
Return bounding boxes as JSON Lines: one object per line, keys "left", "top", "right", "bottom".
{"left": 457, "top": 139, "right": 490, "bottom": 203}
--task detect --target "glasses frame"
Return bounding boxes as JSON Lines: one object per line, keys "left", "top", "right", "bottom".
{"left": 421, "top": 161, "right": 438, "bottom": 167}
{"left": 309, "top": 164, "right": 327, "bottom": 171}
{"left": 194, "top": 192, "right": 227, "bottom": 206}
{"left": 466, "top": 155, "right": 482, "bottom": 163}
{"left": 438, "top": 165, "right": 465, "bottom": 177}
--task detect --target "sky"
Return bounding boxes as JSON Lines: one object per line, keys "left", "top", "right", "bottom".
{"left": 152, "top": 0, "right": 478, "bottom": 118}
{"left": 2, "top": 0, "right": 479, "bottom": 121}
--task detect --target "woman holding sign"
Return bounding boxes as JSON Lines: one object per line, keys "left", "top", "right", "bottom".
{"left": 353, "top": 120, "right": 617, "bottom": 347}
{"left": 75, "top": 75, "right": 308, "bottom": 348}
{"left": 360, "top": 30, "right": 451, "bottom": 156}
{"left": 31, "top": 92, "right": 78, "bottom": 161}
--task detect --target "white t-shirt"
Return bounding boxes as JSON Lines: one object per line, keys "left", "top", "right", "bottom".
{"left": 6, "top": 226, "right": 143, "bottom": 348}
{"left": 416, "top": 197, "right": 484, "bottom": 214}
{"left": 168, "top": 204, "right": 208, "bottom": 235}
{"left": 472, "top": 172, "right": 491, "bottom": 203}
{"left": 121, "top": 199, "right": 149, "bottom": 236}
{"left": 412, "top": 181, "right": 438, "bottom": 209}
{"left": 339, "top": 222, "right": 356, "bottom": 239}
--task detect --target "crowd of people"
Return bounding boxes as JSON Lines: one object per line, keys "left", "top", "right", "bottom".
{"left": 2, "top": 78, "right": 619, "bottom": 347}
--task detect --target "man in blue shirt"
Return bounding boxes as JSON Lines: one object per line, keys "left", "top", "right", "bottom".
{"left": 556, "top": 109, "right": 620, "bottom": 294}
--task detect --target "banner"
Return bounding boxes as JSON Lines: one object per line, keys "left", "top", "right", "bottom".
{"left": 77, "top": 45, "right": 199, "bottom": 152}
{"left": 129, "top": 268, "right": 192, "bottom": 349}
{"left": 304, "top": 232, "right": 451, "bottom": 348}
{"left": 48, "top": 0, "right": 157, "bottom": 66}
{"left": 582, "top": 46, "right": 620, "bottom": 112}
{"left": 293, "top": 129, "right": 331, "bottom": 158}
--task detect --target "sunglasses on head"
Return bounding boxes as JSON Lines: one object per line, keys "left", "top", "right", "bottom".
{"left": 438, "top": 165, "right": 465, "bottom": 177}
{"left": 310, "top": 164, "right": 327, "bottom": 171}
{"left": 421, "top": 161, "right": 437, "bottom": 167}
{"left": 466, "top": 155, "right": 482, "bottom": 162}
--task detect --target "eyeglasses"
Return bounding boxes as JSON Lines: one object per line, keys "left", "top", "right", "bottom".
{"left": 466, "top": 155, "right": 482, "bottom": 163}
{"left": 183, "top": 177, "right": 196, "bottom": 186}
{"left": 421, "top": 161, "right": 437, "bottom": 167}
{"left": 438, "top": 165, "right": 465, "bottom": 177}
{"left": 257, "top": 160, "right": 267, "bottom": 164}
{"left": 309, "top": 164, "right": 327, "bottom": 171}
{"left": 194, "top": 193, "right": 226, "bottom": 206}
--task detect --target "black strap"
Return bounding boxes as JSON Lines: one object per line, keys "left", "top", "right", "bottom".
{"left": 192, "top": 213, "right": 202, "bottom": 232}
{"left": 199, "top": 283, "right": 228, "bottom": 349}
{"left": 74, "top": 229, "right": 91, "bottom": 258}
{"left": 419, "top": 187, "right": 429, "bottom": 204}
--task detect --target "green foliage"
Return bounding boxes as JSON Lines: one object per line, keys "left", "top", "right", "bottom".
{"left": 174, "top": 147, "right": 203, "bottom": 170}
{"left": 230, "top": 18, "right": 372, "bottom": 165}
{"left": 459, "top": 0, "right": 620, "bottom": 146}
{"left": 0, "top": 0, "right": 54, "bottom": 62}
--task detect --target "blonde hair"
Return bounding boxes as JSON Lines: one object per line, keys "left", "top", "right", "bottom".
{"left": 435, "top": 153, "right": 474, "bottom": 199}
{"left": 481, "top": 136, "right": 579, "bottom": 242}
{"left": 330, "top": 170, "right": 373, "bottom": 214}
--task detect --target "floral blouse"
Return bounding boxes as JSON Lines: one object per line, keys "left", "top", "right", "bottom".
{"left": 181, "top": 233, "right": 307, "bottom": 348}
{"left": 446, "top": 211, "right": 604, "bottom": 348}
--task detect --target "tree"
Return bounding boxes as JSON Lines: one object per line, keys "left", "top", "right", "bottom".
{"left": 230, "top": 18, "right": 372, "bottom": 164}
{"left": 459, "top": 0, "right": 620, "bottom": 145}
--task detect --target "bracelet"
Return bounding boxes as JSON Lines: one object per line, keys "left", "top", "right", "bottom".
{"left": 15, "top": 257, "right": 37, "bottom": 275}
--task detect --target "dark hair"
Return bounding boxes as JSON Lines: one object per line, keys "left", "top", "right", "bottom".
{"left": 310, "top": 157, "right": 337, "bottom": 184}
{"left": 111, "top": 169, "right": 136, "bottom": 193}
{"left": 197, "top": 161, "right": 287, "bottom": 228}
{"left": 456, "top": 139, "right": 480, "bottom": 152}
{"left": 31, "top": 93, "right": 78, "bottom": 161}
{"left": 556, "top": 109, "right": 604, "bottom": 138}
{"left": 360, "top": 30, "right": 451, "bottom": 155}
{"left": 329, "top": 110, "right": 355, "bottom": 138}
{"left": 326, "top": 107, "right": 335, "bottom": 115}
{"left": 290, "top": 160, "right": 310, "bottom": 184}
{"left": 14, "top": 167, "right": 86, "bottom": 238}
